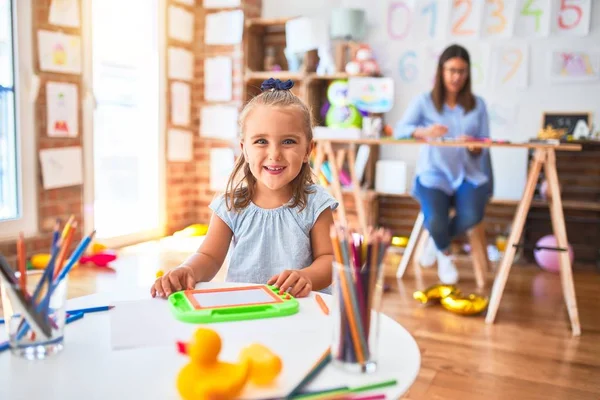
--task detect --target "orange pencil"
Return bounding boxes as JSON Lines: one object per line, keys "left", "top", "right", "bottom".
{"left": 315, "top": 294, "right": 329, "bottom": 315}
{"left": 54, "top": 222, "right": 77, "bottom": 279}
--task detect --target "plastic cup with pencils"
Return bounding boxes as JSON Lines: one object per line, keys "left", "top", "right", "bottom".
{"left": 329, "top": 225, "right": 390, "bottom": 374}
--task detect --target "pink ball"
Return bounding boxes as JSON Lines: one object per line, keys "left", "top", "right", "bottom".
{"left": 533, "top": 235, "right": 574, "bottom": 273}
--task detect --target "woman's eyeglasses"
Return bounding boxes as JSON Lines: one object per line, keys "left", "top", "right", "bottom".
{"left": 443, "top": 67, "right": 469, "bottom": 76}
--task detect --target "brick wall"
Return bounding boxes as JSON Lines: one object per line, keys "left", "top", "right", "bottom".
{"left": 0, "top": 0, "right": 84, "bottom": 267}
{"left": 0, "top": 0, "right": 264, "bottom": 266}
{"left": 166, "top": 0, "right": 262, "bottom": 232}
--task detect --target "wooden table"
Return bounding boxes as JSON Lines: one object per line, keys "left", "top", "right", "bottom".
{"left": 313, "top": 138, "right": 582, "bottom": 336}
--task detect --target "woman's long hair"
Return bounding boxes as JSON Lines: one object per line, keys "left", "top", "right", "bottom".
{"left": 431, "top": 44, "right": 475, "bottom": 113}
{"left": 225, "top": 88, "right": 315, "bottom": 212}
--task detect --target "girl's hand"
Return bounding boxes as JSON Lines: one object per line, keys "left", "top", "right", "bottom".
{"left": 151, "top": 265, "right": 196, "bottom": 298}
{"left": 267, "top": 270, "right": 312, "bottom": 298}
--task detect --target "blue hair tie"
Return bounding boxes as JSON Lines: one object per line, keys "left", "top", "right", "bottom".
{"left": 260, "top": 78, "right": 294, "bottom": 91}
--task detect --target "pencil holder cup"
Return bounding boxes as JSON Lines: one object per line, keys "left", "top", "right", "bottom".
{"left": 1, "top": 271, "right": 69, "bottom": 360}
{"left": 330, "top": 261, "right": 384, "bottom": 374}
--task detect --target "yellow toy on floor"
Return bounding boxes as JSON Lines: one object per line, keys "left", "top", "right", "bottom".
{"left": 413, "top": 284, "right": 489, "bottom": 315}
{"left": 176, "top": 328, "right": 282, "bottom": 400}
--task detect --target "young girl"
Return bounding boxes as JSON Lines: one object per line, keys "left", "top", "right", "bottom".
{"left": 151, "top": 78, "right": 338, "bottom": 299}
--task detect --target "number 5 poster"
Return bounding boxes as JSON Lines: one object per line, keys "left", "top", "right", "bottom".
{"left": 553, "top": 0, "right": 591, "bottom": 36}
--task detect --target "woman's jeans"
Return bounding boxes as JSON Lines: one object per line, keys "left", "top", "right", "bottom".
{"left": 414, "top": 178, "right": 490, "bottom": 251}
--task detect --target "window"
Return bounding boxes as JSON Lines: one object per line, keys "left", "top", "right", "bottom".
{"left": 0, "top": 0, "right": 36, "bottom": 239}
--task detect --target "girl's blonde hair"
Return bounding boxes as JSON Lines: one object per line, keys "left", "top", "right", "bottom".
{"left": 225, "top": 82, "right": 315, "bottom": 212}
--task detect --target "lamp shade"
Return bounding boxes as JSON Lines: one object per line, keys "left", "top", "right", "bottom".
{"left": 330, "top": 8, "right": 366, "bottom": 41}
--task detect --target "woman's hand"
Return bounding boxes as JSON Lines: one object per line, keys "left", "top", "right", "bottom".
{"left": 151, "top": 265, "right": 196, "bottom": 298}
{"left": 267, "top": 270, "right": 313, "bottom": 298}
{"left": 414, "top": 123, "right": 448, "bottom": 139}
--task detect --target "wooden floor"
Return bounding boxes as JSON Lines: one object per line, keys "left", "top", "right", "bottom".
{"left": 3, "top": 237, "right": 599, "bottom": 400}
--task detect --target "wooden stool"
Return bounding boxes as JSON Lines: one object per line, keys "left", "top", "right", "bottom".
{"left": 396, "top": 211, "right": 489, "bottom": 288}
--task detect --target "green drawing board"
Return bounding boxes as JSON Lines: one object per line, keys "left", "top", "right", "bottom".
{"left": 168, "top": 285, "right": 299, "bottom": 324}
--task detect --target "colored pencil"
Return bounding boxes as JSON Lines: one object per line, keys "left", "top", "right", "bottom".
{"left": 66, "top": 305, "right": 114, "bottom": 315}
{"left": 315, "top": 294, "right": 329, "bottom": 316}
{"left": 287, "top": 348, "right": 332, "bottom": 398}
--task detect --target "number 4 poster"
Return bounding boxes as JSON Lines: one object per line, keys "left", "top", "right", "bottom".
{"left": 514, "top": 0, "right": 551, "bottom": 37}
{"left": 553, "top": 0, "right": 591, "bottom": 36}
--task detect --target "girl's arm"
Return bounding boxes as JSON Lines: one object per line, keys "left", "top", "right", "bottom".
{"left": 302, "top": 207, "right": 335, "bottom": 290}
{"left": 180, "top": 212, "right": 233, "bottom": 282}
{"left": 267, "top": 208, "right": 334, "bottom": 296}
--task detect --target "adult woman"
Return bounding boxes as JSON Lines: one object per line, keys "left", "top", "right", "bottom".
{"left": 394, "top": 44, "right": 492, "bottom": 284}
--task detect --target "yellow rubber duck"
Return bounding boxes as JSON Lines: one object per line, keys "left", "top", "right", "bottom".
{"left": 176, "top": 328, "right": 282, "bottom": 400}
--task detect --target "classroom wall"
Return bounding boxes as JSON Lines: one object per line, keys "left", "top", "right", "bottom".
{"left": 262, "top": 0, "right": 600, "bottom": 201}
{"left": 0, "top": 0, "right": 84, "bottom": 266}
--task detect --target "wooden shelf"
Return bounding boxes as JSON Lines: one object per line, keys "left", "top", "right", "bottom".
{"left": 244, "top": 71, "right": 304, "bottom": 82}
{"left": 245, "top": 17, "right": 292, "bottom": 28}
{"left": 306, "top": 72, "right": 374, "bottom": 81}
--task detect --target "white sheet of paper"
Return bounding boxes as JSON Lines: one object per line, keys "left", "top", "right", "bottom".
{"left": 200, "top": 105, "right": 238, "bottom": 139}
{"left": 109, "top": 299, "right": 178, "bottom": 350}
{"left": 39, "top": 146, "right": 83, "bottom": 190}
{"left": 205, "top": 10, "right": 244, "bottom": 45}
{"left": 46, "top": 81, "right": 78, "bottom": 137}
{"left": 37, "top": 30, "right": 82, "bottom": 74}
{"left": 285, "top": 17, "right": 328, "bottom": 54}
{"left": 205, "top": 56, "right": 232, "bottom": 101}
{"left": 481, "top": 0, "right": 517, "bottom": 38}
{"left": 168, "top": 47, "right": 194, "bottom": 81}
{"left": 49, "top": 0, "right": 80, "bottom": 27}
{"left": 168, "top": 129, "right": 193, "bottom": 162}
{"left": 448, "top": 0, "right": 484, "bottom": 38}
{"left": 168, "top": 5, "right": 194, "bottom": 43}
{"left": 204, "top": 0, "right": 241, "bottom": 8}
{"left": 552, "top": 0, "right": 591, "bottom": 36}
{"left": 171, "top": 82, "right": 191, "bottom": 126}
{"left": 548, "top": 49, "right": 600, "bottom": 83}
{"left": 490, "top": 44, "right": 529, "bottom": 89}
{"left": 514, "top": 0, "right": 551, "bottom": 37}
{"left": 210, "top": 148, "right": 235, "bottom": 191}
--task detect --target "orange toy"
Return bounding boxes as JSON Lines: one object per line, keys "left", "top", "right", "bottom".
{"left": 176, "top": 328, "right": 282, "bottom": 400}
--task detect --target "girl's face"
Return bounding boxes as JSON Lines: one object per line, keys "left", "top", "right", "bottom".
{"left": 442, "top": 56, "right": 469, "bottom": 95}
{"left": 241, "top": 105, "right": 311, "bottom": 195}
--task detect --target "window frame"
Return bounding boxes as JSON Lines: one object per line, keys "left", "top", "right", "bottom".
{"left": 0, "top": 0, "right": 38, "bottom": 240}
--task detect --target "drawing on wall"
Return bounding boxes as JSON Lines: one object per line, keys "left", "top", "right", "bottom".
{"left": 37, "top": 30, "right": 82, "bottom": 74}
{"left": 46, "top": 82, "right": 78, "bottom": 137}
{"left": 549, "top": 50, "right": 600, "bottom": 83}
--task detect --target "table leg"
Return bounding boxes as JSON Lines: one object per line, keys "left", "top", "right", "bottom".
{"left": 323, "top": 140, "right": 347, "bottom": 225}
{"left": 543, "top": 149, "right": 581, "bottom": 336}
{"left": 486, "top": 149, "right": 545, "bottom": 325}
{"left": 397, "top": 212, "right": 425, "bottom": 278}
{"left": 347, "top": 143, "right": 368, "bottom": 234}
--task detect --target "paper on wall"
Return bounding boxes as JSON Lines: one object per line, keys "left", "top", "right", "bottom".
{"left": 39, "top": 146, "right": 83, "bottom": 190}
{"left": 171, "top": 82, "right": 191, "bottom": 126}
{"left": 168, "top": 129, "right": 193, "bottom": 162}
{"left": 490, "top": 44, "right": 529, "bottom": 90}
{"left": 204, "top": 56, "right": 232, "bottom": 101}
{"left": 200, "top": 105, "right": 239, "bottom": 139}
{"left": 49, "top": 0, "right": 80, "bottom": 28}
{"left": 168, "top": 47, "right": 194, "bottom": 81}
{"left": 204, "top": 0, "right": 240, "bottom": 8}
{"left": 210, "top": 148, "right": 235, "bottom": 192}
{"left": 37, "top": 30, "right": 82, "bottom": 74}
{"left": 168, "top": 5, "right": 194, "bottom": 43}
{"left": 46, "top": 81, "right": 78, "bottom": 137}
{"left": 205, "top": 10, "right": 244, "bottom": 45}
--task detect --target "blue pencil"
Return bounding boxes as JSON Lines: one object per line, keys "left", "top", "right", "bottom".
{"left": 66, "top": 305, "right": 113, "bottom": 315}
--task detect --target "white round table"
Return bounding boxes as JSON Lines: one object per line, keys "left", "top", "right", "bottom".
{"left": 0, "top": 283, "right": 420, "bottom": 399}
